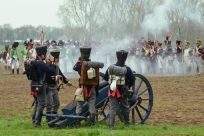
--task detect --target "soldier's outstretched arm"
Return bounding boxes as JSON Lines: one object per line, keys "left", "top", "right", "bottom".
{"left": 126, "top": 67, "right": 135, "bottom": 88}
{"left": 59, "top": 68, "right": 70, "bottom": 85}
{"left": 103, "top": 69, "right": 109, "bottom": 81}
{"left": 36, "top": 61, "right": 55, "bottom": 74}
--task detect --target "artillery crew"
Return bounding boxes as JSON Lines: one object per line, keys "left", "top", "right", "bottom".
{"left": 31, "top": 45, "right": 56, "bottom": 127}
{"left": 45, "top": 48, "right": 71, "bottom": 122}
{"left": 103, "top": 50, "right": 135, "bottom": 130}
{"left": 73, "top": 46, "right": 101, "bottom": 128}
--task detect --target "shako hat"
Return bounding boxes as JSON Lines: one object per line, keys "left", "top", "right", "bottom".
{"left": 12, "top": 42, "right": 19, "bottom": 48}
{"left": 35, "top": 45, "right": 47, "bottom": 55}
{"left": 5, "top": 44, "right": 9, "bottom": 50}
{"left": 80, "top": 46, "right": 91, "bottom": 58}
{"left": 176, "top": 40, "right": 181, "bottom": 45}
{"left": 184, "top": 40, "right": 190, "bottom": 46}
{"left": 196, "top": 37, "right": 201, "bottom": 44}
{"left": 58, "top": 40, "right": 64, "bottom": 46}
{"left": 24, "top": 41, "right": 28, "bottom": 46}
{"left": 164, "top": 35, "right": 171, "bottom": 45}
{"left": 50, "top": 48, "right": 61, "bottom": 58}
{"left": 116, "top": 50, "right": 128, "bottom": 61}
{"left": 51, "top": 40, "right": 57, "bottom": 46}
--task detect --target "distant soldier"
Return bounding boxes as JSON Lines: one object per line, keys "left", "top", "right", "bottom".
{"left": 194, "top": 38, "right": 202, "bottom": 75}
{"left": 174, "top": 40, "right": 183, "bottom": 74}
{"left": 22, "top": 41, "right": 29, "bottom": 74}
{"left": 163, "top": 35, "right": 173, "bottom": 74}
{"left": 155, "top": 41, "right": 163, "bottom": 74}
{"left": 183, "top": 40, "right": 193, "bottom": 75}
{"left": 2, "top": 44, "right": 11, "bottom": 70}
{"left": 10, "top": 42, "right": 20, "bottom": 74}
{"left": 28, "top": 39, "right": 36, "bottom": 60}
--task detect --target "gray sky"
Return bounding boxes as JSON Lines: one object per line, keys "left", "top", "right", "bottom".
{"left": 0, "top": 0, "right": 65, "bottom": 28}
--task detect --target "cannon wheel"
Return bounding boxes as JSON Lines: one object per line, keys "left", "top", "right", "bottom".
{"left": 117, "top": 73, "right": 153, "bottom": 124}
{"left": 95, "top": 98, "right": 109, "bottom": 122}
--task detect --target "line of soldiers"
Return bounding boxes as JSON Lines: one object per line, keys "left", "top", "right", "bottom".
{"left": 1, "top": 36, "right": 203, "bottom": 76}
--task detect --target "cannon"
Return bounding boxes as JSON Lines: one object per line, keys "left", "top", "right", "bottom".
{"left": 43, "top": 72, "right": 153, "bottom": 128}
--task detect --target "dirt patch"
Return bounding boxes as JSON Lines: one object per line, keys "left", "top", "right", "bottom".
{"left": 0, "top": 62, "right": 204, "bottom": 126}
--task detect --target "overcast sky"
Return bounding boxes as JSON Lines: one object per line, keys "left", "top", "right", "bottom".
{"left": 0, "top": 0, "right": 65, "bottom": 28}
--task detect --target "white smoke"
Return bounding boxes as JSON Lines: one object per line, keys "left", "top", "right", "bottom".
{"left": 140, "top": 0, "right": 173, "bottom": 36}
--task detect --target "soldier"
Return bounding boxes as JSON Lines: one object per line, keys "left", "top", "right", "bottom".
{"left": 28, "top": 39, "right": 36, "bottom": 60}
{"left": 31, "top": 45, "right": 56, "bottom": 127}
{"left": 194, "top": 38, "right": 202, "bottom": 75}
{"left": 143, "top": 41, "right": 154, "bottom": 74}
{"left": 2, "top": 44, "right": 10, "bottom": 71}
{"left": 58, "top": 40, "right": 66, "bottom": 73}
{"left": 183, "top": 40, "right": 193, "bottom": 75}
{"left": 22, "top": 41, "right": 29, "bottom": 74}
{"left": 155, "top": 41, "right": 163, "bottom": 74}
{"left": 103, "top": 50, "right": 134, "bottom": 130}
{"left": 174, "top": 40, "right": 183, "bottom": 74}
{"left": 45, "top": 48, "right": 72, "bottom": 122}
{"left": 10, "top": 42, "right": 20, "bottom": 74}
{"left": 163, "top": 36, "right": 173, "bottom": 74}
{"left": 73, "top": 46, "right": 99, "bottom": 128}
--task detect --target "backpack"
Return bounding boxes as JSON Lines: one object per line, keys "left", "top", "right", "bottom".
{"left": 25, "top": 60, "right": 40, "bottom": 82}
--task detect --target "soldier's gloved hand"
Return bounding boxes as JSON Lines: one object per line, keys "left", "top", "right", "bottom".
{"left": 67, "top": 81, "right": 72, "bottom": 86}
{"left": 56, "top": 75, "right": 62, "bottom": 80}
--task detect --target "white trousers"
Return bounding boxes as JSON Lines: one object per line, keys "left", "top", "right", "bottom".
{"left": 11, "top": 59, "right": 19, "bottom": 69}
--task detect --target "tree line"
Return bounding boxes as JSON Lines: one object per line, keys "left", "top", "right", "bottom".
{"left": 1, "top": 0, "right": 204, "bottom": 46}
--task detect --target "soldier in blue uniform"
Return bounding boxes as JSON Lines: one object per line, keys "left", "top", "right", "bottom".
{"left": 73, "top": 46, "right": 99, "bottom": 128}
{"left": 103, "top": 50, "right": 135, "bottom": 130}
{"left": 45, "top": 48, "right": 71, "bottom": 122}
{"left": 31, "top": 45, "right": 56, "bottom": 127}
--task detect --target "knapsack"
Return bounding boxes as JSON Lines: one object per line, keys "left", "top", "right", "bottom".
{"left": 25, "top": 60, "right": 40, "bottom": 82}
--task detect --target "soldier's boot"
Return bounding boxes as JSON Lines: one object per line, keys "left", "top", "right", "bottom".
{"left": 124, "top": 112, "right": 130, "bottom": 127}
{"left": 89, "top": 113, "right": 95, "bottom": 126}
{"left": 12, "top": 69, "right": 14, "bottom": 74}
{"left": 109, "top": 114, "right": 115, "bottom": 130}
{"left": 32, "top": 108, "right": 37, "bottom": 126}
{"left": 46, "top": 112, "right": 52, "bottom": 123}
{"left": 4, "top": 66, "right": 7, "bottom": 70}
{"left": 51, "top": 112, "right": 57, "bottom": 121}
{"left": 8, "top": 66, "right": 11, "bottom": 71}
{"left": 75, "top": 113, "right": 81, "bottom": 128}
{"left": 33, "top": 111, "right": 43, "bottom": 127}
{"left": 17, "top": 69, "right": 19, "bottom": 74}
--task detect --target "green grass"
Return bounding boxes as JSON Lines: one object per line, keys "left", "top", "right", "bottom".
{"left": 0, "top": 45, "right": 24, "bottom": 61}
{"left": 0, "top": 114, "right": 203, "bottom": 136}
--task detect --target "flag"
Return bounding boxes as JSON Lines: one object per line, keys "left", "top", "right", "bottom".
{"left": 177, "top": 27, "right": 181, "bottom": 36}
{"left": 40, "top": 29, "right": 44, "bottom": 45}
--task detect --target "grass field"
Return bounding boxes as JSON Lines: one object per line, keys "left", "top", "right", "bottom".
{"left": 0, "top": 47, "right": 204, "bottom": 135}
